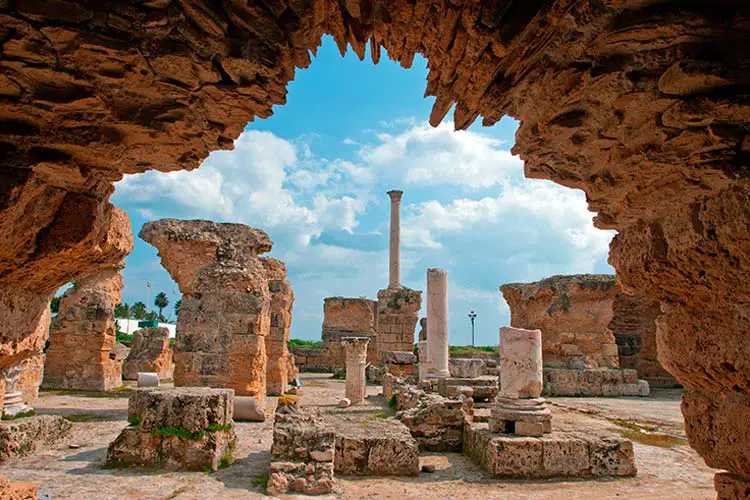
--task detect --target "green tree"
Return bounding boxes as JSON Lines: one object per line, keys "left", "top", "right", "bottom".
{"left": 131, "top": 301, "right": 148, "bottom": 320}
{"left": 154, "top": 292, "right": 169, "bottom": 320}
{"left": 174, "top": 299, "right": 182, "bottom": 318}
{"left": 114, "top": 302, "right": 131, "bottom": 319}
{"left": 50, "top": 296, "right": 62, "bottom": 314}
{"left": 145, "top": 310, "right": 158, "bottom": 321}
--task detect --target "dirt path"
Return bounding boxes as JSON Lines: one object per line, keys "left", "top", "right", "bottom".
{"left": 2, "top": 377, "right": 715, "bottom": 499}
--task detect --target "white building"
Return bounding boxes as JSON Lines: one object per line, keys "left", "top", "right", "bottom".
{"left": 115, "top": 318, "right": 176, "bottom": 337}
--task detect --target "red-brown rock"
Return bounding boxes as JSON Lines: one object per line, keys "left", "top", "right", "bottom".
{"left": 122, "top": 327, "right": 173, "bottom": 380}
{"left": 261, "top": 258, "right": 294, "bottom": 396}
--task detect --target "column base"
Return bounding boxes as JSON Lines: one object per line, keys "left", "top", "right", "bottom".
{"left": 489, "top": 397, "right": 552, "bottom": 437}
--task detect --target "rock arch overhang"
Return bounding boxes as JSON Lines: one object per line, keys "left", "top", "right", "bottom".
{"left": 0, "top": 0, "right": 749, "bottom": 494}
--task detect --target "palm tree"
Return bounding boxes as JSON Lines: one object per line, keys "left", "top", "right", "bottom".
{"left": 174, "top": 299, "right": 182, "bottom": 318}
{"left": 131, "top": 301, "right": 148, "bottom": 320}
{"left": 114, "top": 302, "right": 131, "bottom": 319}
{"left": 50, "top": 296, "right": 62, "bottom": 314}
{"left": 154, "top": 292, "right": 169, "bottom": 321}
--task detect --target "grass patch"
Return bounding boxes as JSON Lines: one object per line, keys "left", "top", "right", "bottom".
{"left": 388, "top": 394, "right": 397, "bottom": 409}
{"left": 150, "top": 423, "right": 232, "bottom": 440}
{"left": 2, "top": 409, "right": 36, "bottom": 420}
{"left": 611, "top": 419, "right": 687, "bottom": 448}
{"left": 207, "top": 422, "right": 232, "bottom": 432}
{"left": 41, "top": 388, "right": 133, "bottom": 399}
{"left": 219, "top": 451, "right": 235, "bottom": 469}
{"left": 449, "top": 345, "right": 498, "bottom": 355}
{"left": 116, "top": 331, "right": 134, "bottom": 344}
{"left": 288, "top": 339, "right": 323, "bottom": 348}
{"left": 128, "top": 415, "right": 142, "bottom": 427}
{"left": 102, "top": 458, "right": 130, "bottom": 470}
{"left": 252, "top": 473, "right": 270, "bottom": 488}
{"left": 64, "top": 413, "right": 109, "bottom": 423}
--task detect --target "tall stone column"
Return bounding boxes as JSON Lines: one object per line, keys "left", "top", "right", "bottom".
{"left": 387, "top": 190, "right": 403, "bottom": 289}
{"left": 426, "top": 268, "right": 449, "bottom": 378}
{"left": 342, "top": 337, "right": 369, "bottom": 405}
{"left": 417, "top": 341, "right": 429, "bottom": 381}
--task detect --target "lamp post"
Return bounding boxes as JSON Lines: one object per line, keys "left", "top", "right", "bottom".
{"left": 146, "top": 281, "right": 152, "bottom": 312}
{"left": 468, "top": 310, "right": 477, "bottom": 346}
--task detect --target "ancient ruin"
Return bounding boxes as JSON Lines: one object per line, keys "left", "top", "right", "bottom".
{"left": 140, "top": 219, "right": 271, "bottom": 402}
{"left": 342, "top": 337, "right": 369, "bottom": 405}
{"left": 122, "top": 327, "right": 172, "bottom": 381}
{"left": 106, "top": 387, "right": 236, "bottom": 471}
{"left": 0, "top": 1, "right": 749, "bottom": 496}
{"left": 261, "top": 257, "right": 295, "bottom": 396}
{"left": 43, "top": 266, "right": 124, "bottom": 392}
{"left": 426, "top": 268, "right": 450, "bottom": 378}
{"left": 501, "top": 275, "right": 650, "bottom": 397}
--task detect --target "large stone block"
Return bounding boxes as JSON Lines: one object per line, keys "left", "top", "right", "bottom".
{"left": 0, "top": 415, "right": 71, "bottom": 463}
{"left": 122, "top": 327, "right": 173, "bottom": 380}
{"left": 328, "top": 415, "right": 419, "bottom": 476}
{"left": 399, "top": 394, "right": 472, "bottom": 452}
{"left": 449, "top": 358, "right": 485, "bottom": 378}
{"left": 128, "top": 388, "right": 233, "bottom": 434}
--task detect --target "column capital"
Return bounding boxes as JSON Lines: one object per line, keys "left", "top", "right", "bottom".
{"left": 387, "top": 190, "right": 403, "bottom": 203}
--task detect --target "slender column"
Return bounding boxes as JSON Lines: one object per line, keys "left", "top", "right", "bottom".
{"left": 342, "top": 337, "right": 370, "bottom": 405}
{"left": 417, "top": 340, "right": 430, "bottom": 381}
{"left": 387, "top": 190, "right": 403, "bottom": 289}
{"left": 426, "top": 268, "right": 450, "bottom": 378}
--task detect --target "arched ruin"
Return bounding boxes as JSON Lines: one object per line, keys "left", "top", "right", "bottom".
{"left": 1, "top": 0, "right": 748, "bottom": 495}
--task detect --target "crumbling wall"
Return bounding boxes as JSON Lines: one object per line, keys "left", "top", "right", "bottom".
{"left": 262, "top": 258, "right": 295, "bottom": 395}
{"left": 322, "top": 297, "right": 377, "bottom": 368}
{"left": 376, "top": 288, "right": 421, "bottom": 359}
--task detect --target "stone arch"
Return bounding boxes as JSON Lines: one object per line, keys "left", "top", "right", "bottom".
{"left": 1, "top": 1, "right": 749, "bottom": 495}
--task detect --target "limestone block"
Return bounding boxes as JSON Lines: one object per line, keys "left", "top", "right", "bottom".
{"left": 492, "top": 436, "right": 543, "bottom": 476}
{"left": 122, "top": 327, "right": 172, "bottom": 380}
{"left": 449, "top": 358, "right": 485, "bottom": 378}
{"left": 128, "top": 388, "right": 233, "bottom": 434}
{"left": 399, "top": 394, "right": 471, "bottom": 452}
{"left": 0, "top": 415, "right": 71, "bottom": 463}
{"left": 328, "top": 415, "right": 419, "bottom": 476}
{"left": 587, "top": 435, "right": 637, "bottom": 477}
{"left": 542, "top": 435, "right": 590, "bottom": 476}
{"left": 234, "top": 396, "right": 265, "bottom": 422}
{"left": 499, "top": 327, "right": 543, "bottom": 399}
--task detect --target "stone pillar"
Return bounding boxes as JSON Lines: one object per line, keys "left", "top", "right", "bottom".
{"left": 490, "top": 326, "right": 551, "bottom": 437}
{"left": 262, "top": 258, "right": 294, "bottom": 396}
{"left": 387, "top": 190, "right": 403, "bottom": 289}
{"left": 417, "top": 341, "right": 429, "bottom": 381}
{"left": 342, "top": 337, "right": 369, "bottom": 405}
{"left": 426, "top": 268, "right": 449, "bottom": 378}
{"left": 43, "top": 266, "right": 124, "bottom": 391}
{"left": 140, "top": 219, "right": 272, "bottom": 403}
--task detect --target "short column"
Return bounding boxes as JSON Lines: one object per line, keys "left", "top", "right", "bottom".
{"left": 342, "top": 337, "right": 370, "bottom": 405}
{"left": 490, "top": 326, "right": 551, "bottom": 437}
{"left": 426, "top": 268, "right": 450, "bottom": 378}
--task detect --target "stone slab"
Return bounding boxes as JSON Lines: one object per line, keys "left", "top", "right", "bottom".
{"left": 0, "top": 415, "right": 71, "bottom": 463}
{"left": 542, "top": 368, "right": 650, "bottom": 397}
{"left": 128, "top": 387, "right": 233, "bottom": 434}
{"left": 463, "top": 423, "right": 637, "bottom": 479}
{"left": 326, "top": 414, "right": 419, "bottom": 476}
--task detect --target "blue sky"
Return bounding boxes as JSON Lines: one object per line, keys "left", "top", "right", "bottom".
{"left": 112, "top": 36, "right": 615, "bottom": 346}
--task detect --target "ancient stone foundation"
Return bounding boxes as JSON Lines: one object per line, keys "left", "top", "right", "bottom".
{"left": 43, "top": 267, "right": 124, "bottom": 391}
{"left": 268, "top": 404, "right": 335, "bottom": 496}
{"left": 543, "top": 368, "right": 649, "bottom": 397}
{"left": 0, "top": 415, "right": 71, "bottom": 463}
{"left": 262, "top": 258, "right": 295, "bottom": 396}
{"left": 140, "top": 220, "right": 271, "bottom": 402}
{"left": 399, "top": 393, "right": 473, "bottom": 452}
{"left": 106, "top": 388, "right": 236, "bottom": 471}
{"left": 122, "top": 327, "right": 172, "bottom": 381}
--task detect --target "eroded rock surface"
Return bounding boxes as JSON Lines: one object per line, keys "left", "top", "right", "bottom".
{"left": 43, "top": 266, "right": 124, "bottom": 391}
{"left": 261, "top": 258, "right": 294, "bottom": 396}
{"left": 0, "top": 2, "right": 749, "bottom": 494}
{"left": 140, "top": 219, "right": 271, "bottom": 401}
{"left": 322, "top": 297, "right": 378, "bottom": 368}
{"left": 122, "top": 327, "right": 172, "bottom": 381}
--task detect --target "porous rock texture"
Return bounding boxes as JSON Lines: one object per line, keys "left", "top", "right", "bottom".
{"left": 398, "top": 393, "right": 473, "bottom": 452}
{"left": 0, "top": 415, "right": 71, "bottom": 463}
{"left": 139, "top": 219, "right": 271, "bottom": 401}
{"left": 122, "top": 327, "right": 173, "bottom": 380}
{"left": 2, "top": 354, "right": 44, "bottom": 406}
{"left": 501, "top": 275, "right": 620, "bottom": 370}
{"left": 0, "top": 473, "right": 37, "bottom": 500}
{"left": 0, "top": 1, "right": 749, "bottom": 494}
{"left": 322, "top": 297, "right": 378, "bottom": 368}
{"left": 261, "top": 257, "right": 295, "bottom": 395}
{"left": 376, "top": 287, "right": 421, "bottom": 356}
{"left": 43, "top": 266, "right": 124, "bottom": 391}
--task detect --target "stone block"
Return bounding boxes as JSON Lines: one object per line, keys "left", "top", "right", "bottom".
{"left": 128, "top": 388, "right": 233, "bottom": 434}
{"left": 492, "top": 436, "right": 543, "bottom": 476}
{"left": 714, "top": 472, "right": 750, "bottom": 500}
{"left": 379, "top": 350, "right": 416, "bottom": 365}
{"left": 328, "top": 415, "right": 419, "bottom": 476}
{"left": 0, "top": 473, "right": 38, "bottom": 500}
{"left": 542, "top": 435, "right": 590, "bottom": 476}
{"left": 587, "top": 435, "right": 637, "bottom": 477}
{"left": 398, "top": 394, "right": 471, "bottom": 452}
{"left": 122, "top": 327, "right": 173, "bottom": 380}
{"left": 449, "top": 358, "right": 485, "bottom": 378}
{"left": 515, "top": 421, "right": 546, "bottom": 437}
{"left": 0, "top": 415, "right": 71, "bottom": 463}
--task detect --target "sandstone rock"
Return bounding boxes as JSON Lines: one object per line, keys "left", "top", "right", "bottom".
{"left": 0, "top": 415, "right": 71, "bottom": 463}
{"left": 398, "top": 394, "right": 472, "bottom": 452}
{"left": 0, "top": 473, "right": 37, "bottom": 500}
{"left": 376, "top": 287, "right": 421, "bottom": 358}
{"left": 261, "top": 258, "right": 294, "bottom": 396}
{"left": 380, "top": 350, "right": 417, "bottom": 377}
{"left": 43, "top": 266, "right": 124, "bottom": 391}
{"left": 108, "top": 387, "right": 236, "bottom": 471}
{"left": 122, "top": 327, "right": 172, "bottom": 380}
{"left": 140, "top": 219, "right": 272, "bottom": 401}
{"left": 501, "top": 275, "right": 620, "bottom": 370}
{"left": 2, "top": 355, "right": 43, "bottom": 406}
{"left": 111, "top": 343, "right": 130, "bottom": 363}
{"left": 321, "top": 297, "right": 378, "bottom": 369}
{"left": 327, "top": 414, "right": 419, "bottom": 476}
{"left": 449, "top": 358, "right": 485, "bottom": 378}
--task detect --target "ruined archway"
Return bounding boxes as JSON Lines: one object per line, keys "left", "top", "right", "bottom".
{"left": 1, "top": 1, "right": 749, "bottom": 494}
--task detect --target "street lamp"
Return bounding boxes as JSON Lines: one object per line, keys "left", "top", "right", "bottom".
{"left": 468, "top": 310, "right": 477, "bottom": 346}
{"left": 146, "top": 281, "right": 152, "bottom": 310}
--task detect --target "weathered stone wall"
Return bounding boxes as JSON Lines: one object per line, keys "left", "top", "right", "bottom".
{"left": 1, "top": 2, "right": 749, "bottom": 495}
{"left": 288, "top": 346, "right": 330, "bottom": 372}
{"left": 122, "top": 327, "right": 173, "bottom": 380}
{"left": 3, "top": 355, "right": 44, "bottom": 406}
{"left": 262, "top": 258, "right": 294, "bottom": 396}
{"left": 610, "top": 293, "right": 678, "bottom": 388}
{"left": 140, "top": 219, "right": 271, "bottom": 402}
{"left": 501, "top": 275, "right": 620, "bottom": 370}
{"left": 376, "top": 288, "right": 421, "bottom": 357}
{"left": 322, "top": 297, "right": 377, "bottom": 368}
{"left": 43, "top": 267, "right": 124, "bottom": 391}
